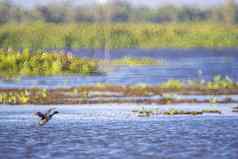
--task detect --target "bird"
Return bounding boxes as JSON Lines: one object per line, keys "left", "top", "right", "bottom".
{"left": 33, "top": 108, "right": 59, "bottom": 126}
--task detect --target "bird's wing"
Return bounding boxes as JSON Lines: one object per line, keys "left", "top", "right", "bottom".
{"left": 49, "top": 111, "right": 59, "bottom": 119}
{"left": 45, "top": 108, "right": 56, "bottom": 116}
{"left": 35, "top": 112, "right": 45, "bottom": 120}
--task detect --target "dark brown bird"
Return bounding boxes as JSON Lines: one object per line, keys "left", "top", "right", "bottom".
{"left": 34, "top": 108, "right": 59, "bottom": 126}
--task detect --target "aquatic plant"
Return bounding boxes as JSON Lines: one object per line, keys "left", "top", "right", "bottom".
{"left": 202, "top": 109, "right": 222, "bottom": 114}
{"left": 160, "top": 80, "right": 183, "bottom": 90}
{"left": 133, "top": 107, "right": 155, "bottom": 117}
{"left": 0, "top": 91, "right": 30, "bottom": 104}
{"left": 132, "top": 108, "right": 223, "bottom": 117}
{"left": 142, "top": 108, "right": 222, "bottom": 116}
{"left": 112, "top": 57, "right": 160, "bottom": 66}
{"left": 207, "top": 75, "right": 235, "bottom": 89}
{"left": 0, "top": 49, "right": 98, "bottom": 79}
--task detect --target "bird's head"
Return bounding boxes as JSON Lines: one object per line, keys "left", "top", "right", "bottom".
{"left": 33, "top": 112, "right": 40, "bottom": 116}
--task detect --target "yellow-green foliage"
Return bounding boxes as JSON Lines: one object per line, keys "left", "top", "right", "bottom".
{"left": 0, "top": 89, "right": 50, "bottom": 105}
{"left": 0, "top": 22, "right": 238, "bottom": 49}
{"left": 207, "top": 75, "right": 235, "bottom": 89}
{"left": 0, "top": 49, "right": 98, "bottom": 78}
{"left": 160, "top": 80, "right": 183, "bottom": 90}
{"left": 0, "top": 91, "right": 30, "bottom": 104}
{"left": 112, "top": 57, "right": 160, "bottom": 66}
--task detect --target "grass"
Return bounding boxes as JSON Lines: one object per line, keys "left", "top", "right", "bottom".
{"left": 0, "top": 22, "right": 238, "bottom": 49}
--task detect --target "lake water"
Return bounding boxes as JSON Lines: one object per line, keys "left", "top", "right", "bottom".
{"left": 0, "top": 48, "right": 237, "bottom": 88}
{"left": 0, "top": 105, "right": 238, "bottom": 159}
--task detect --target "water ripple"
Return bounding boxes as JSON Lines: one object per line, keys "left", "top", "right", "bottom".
{"left": 0, "top": 106, "right": 238, "bottom": 159}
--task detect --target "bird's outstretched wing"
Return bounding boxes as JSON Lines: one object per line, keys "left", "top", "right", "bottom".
{"left": 49, "top": 111, "right": 59, "bottom": 119}
{"left": 45, "top": 108, "right": 56, "bottom": 116}
{"left": 34, "top": 112, "right": 46, "bottom": 120}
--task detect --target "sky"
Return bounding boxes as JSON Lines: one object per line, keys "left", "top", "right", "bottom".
{"left": 10, "top": 0, "right": 238, "bottom": 8}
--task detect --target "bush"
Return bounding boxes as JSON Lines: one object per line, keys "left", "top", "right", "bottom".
{"left": 0, "top": 49, "right": 98, "bottom": 79}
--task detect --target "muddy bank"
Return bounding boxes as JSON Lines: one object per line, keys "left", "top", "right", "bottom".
{"left": 0, "top": 85, "right": 238, "bottom": 105}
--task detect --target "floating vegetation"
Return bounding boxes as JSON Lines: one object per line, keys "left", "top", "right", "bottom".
{"left": 163, "top": 109, "right": 204, "bottom": 116}
{"left": 0, "top": 49, "right": 98, "bottom": 79}
{"left": 202, "top": 109, "right": 222, "bottom": 114}
{"left": 133, "top": 108, "right": 222, "bottom": 117}
{"left": 132, "top": 107, "right": 154, "bottom": 117}
{"left": 112, "top": 57, "right": 160, "bottom": 66}
{"left": 0, "top": 76, "right": 237, "bottom": 105}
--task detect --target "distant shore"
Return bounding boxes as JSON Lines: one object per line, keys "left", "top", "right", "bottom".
{"left": 1, "top": 23, "right": 238, "bottom": 49}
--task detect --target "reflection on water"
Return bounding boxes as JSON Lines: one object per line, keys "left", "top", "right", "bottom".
{"left": 0, "top": 105, "right": 238, "bottom": 159}
{"left": 0, "top": 48, "right": 237, "bottom": 88}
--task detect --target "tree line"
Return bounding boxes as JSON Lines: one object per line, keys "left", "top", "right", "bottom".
{"left": 0, "top": 0, "right": 237, "bottom": 25}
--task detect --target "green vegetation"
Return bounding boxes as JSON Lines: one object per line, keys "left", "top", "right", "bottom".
{"left": 0, "top": 0, "right": 237, "bottom": 49}
{"left": 73, "top": 76, "right": 238, "bottom": 97}
{"left": 133, "top": 107, "right": 154, "bottom": 117}
{"left": 0, "top": 49, "right": 163, "bottom": 78}
{"left": 202, "top": 109, "right": 222, "bottom": 114}
{"left": 0, "top": 22, "right": 238, "bottom": 49}
{"left": 0, "top": 49, "right": 98, "bottom": 79}
{"left": 0, "top": 77, "right": 237, "bottom": 105}
{"left": 160, "top": 80, "right": 183, "bottom": 90}
{"left": 0, "top": 0, "right": 238, "bottom": 25}
{"left": 207, "top": 75, "right": 236, "bottom": 89}
{"left": 0, "top": 48, "right": 165, "bottom": 79}
{"left": 163, "top": 109, "right": 204, "bottom": 116}
{"left": 158, "top": 75, "right": 238, "bottom": 91}
{"left": 133, "top": 108, "right": 222, "bottom": 117}
{"left": 0, "top": 89, "right": 48, "bottom": 105}
{"left": 112, "top": 57, "right": 160, "bottom": 66}
{"left": 1, "top": 0, "right": 238, "bottom": 49}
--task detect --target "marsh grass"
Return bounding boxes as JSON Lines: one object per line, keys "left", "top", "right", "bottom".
{"left": 0, "top": 22, "right": 238, "bottom": 49}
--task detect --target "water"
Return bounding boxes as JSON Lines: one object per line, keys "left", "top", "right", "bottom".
{"left": 0, "top": 48, "right": 237, "bottom": 88}
{"left": 0, "top": 105, "right": 238, "bottom": 159}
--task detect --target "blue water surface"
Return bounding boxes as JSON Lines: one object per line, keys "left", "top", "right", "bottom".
{"left": 0, "top": 48, "right": 237, "bottom": 88}
{"left": 0, "top": 105, "right": 238, "bottom": 159}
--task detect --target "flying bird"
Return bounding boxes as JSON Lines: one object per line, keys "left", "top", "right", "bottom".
{"left": 33, "top": 108, "right": 59, "bottom": 126}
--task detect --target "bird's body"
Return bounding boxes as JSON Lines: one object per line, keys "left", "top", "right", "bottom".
{"left": 34, "top": 108, "right": 59, "bottom": 126}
